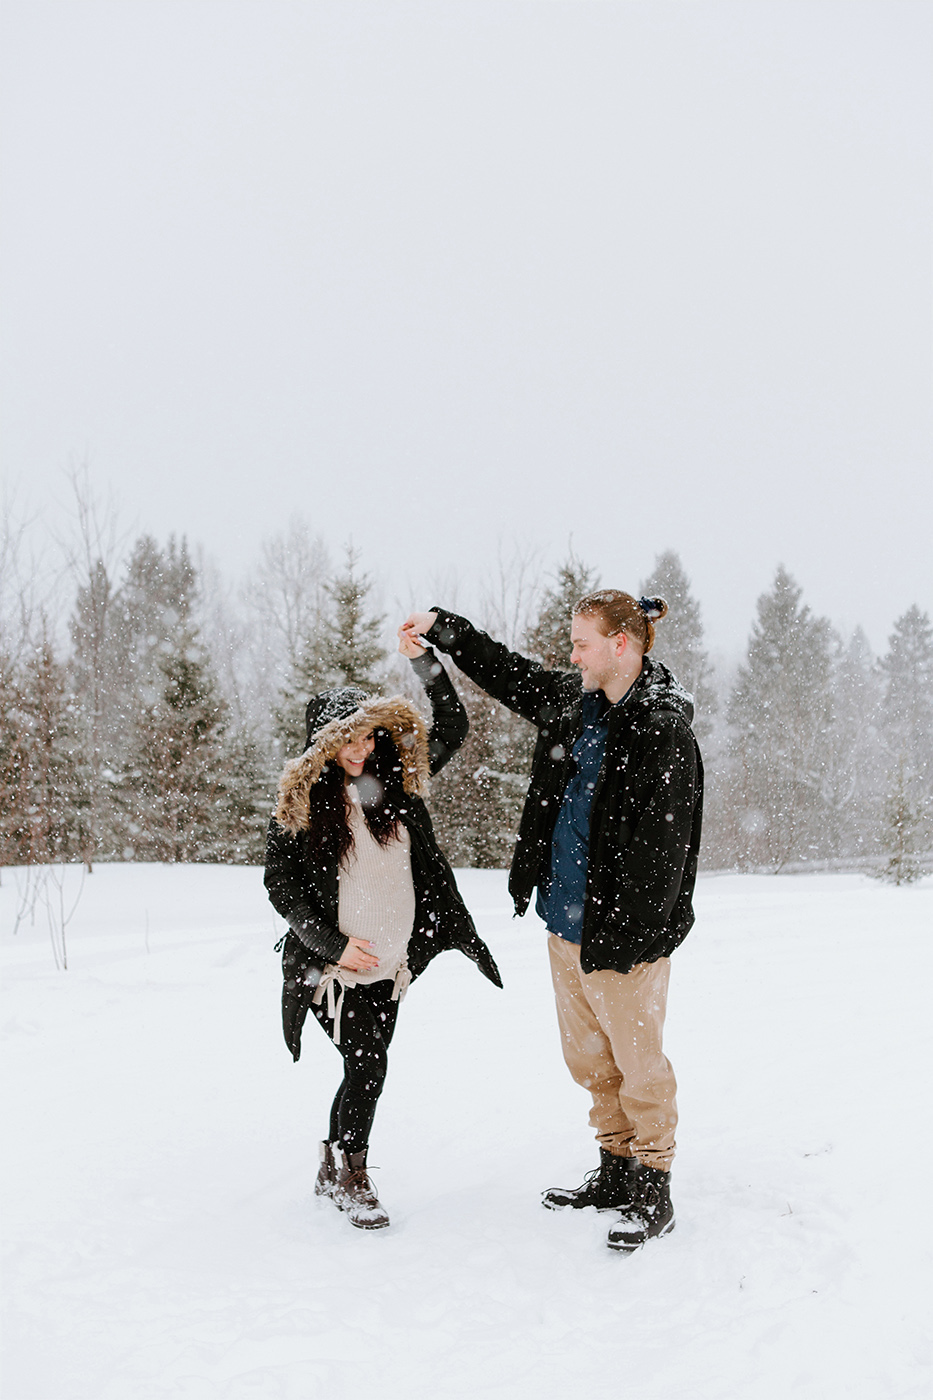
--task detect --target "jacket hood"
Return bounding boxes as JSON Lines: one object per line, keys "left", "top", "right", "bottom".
{"left": 631, "top": 656, "right": 695, "bottom": 725}
{"left": 304, "top": 686, "right": 370, "bottom": 748}
{"left": 274, "top": 689, "right": 431, "bottom": 835}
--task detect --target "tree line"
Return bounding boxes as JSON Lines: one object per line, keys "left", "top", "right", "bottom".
{"left": 2, "top": 506, "right": 930, "bottom": 882}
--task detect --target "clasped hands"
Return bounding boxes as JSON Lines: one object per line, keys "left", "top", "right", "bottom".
{"left": 396, "top": 611, "right": 438, "bottom": 660}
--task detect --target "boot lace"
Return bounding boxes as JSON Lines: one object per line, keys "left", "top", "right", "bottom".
{"left": 342, "top": 1166, "right": 380, "bottom": 1205}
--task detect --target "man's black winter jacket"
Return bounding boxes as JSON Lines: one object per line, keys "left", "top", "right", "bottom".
{"left": 425, "top": 609, "right": 703, "bottom": 975}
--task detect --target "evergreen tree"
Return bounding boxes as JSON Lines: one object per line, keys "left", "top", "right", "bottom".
{"left": 60, "top": 534, "right": 208, "bottom": 860}
{"left": 274, "top": 544, "right": 388, "bottom": 758}
{"left": 111, "top": 534, "right": 198, "bottom": 704}
{"left": 726, "top": 567, "right": 837, "bottom": 868}
{"left": 428, "top": 672, "right": 532, "bottom": 869}
{"left": 429, "top": 584, "right": 542, "bottom": 869}
{"left": 639, "top": 550, "right": 717, "bottom": 744}
{"left": 117, "top": 623, "right": 262, "bottom": 862}
{"left": 879, "top": 606, "right": 933, "bottom": 781}
{"left": 0, "top": 634, "right": 83, "bottom": 864}
{"left": 874, "top": 759, "right": 925, "bottom": 885}
{"left": 877, "top": 604, "right": 933, "bottom": 860}
{"left": 273, "top": 631, "right": 339, "bottom": 760}
{"left": 326, "top": 544, "right": 387, "bottom": 690}
{"left": 526, "top": 552, "right": 599, "bottom": 668}
{"left": 221, "top": 729, "right": 271, "bottom": 863}
{"left": 0, "top": 651, "right": 28, "bottom": 863}
{"left": 108, "top": 541, "right": 267, "bottom": 863}
{"left": 823, "top": 627, "right": 883, "bottom": 859}
{"left": 68, "top": 557, "right": 120, "bottom": 865}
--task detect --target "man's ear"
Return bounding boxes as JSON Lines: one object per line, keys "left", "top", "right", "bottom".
{"left": 613, "top": 631, "right": 628, "bottom": 659}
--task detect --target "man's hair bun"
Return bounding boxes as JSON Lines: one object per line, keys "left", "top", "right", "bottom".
{"left": 638, "top": 596, "right": 668, "bottom": 622}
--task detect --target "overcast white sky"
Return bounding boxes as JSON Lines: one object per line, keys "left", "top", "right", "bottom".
{"left": 2, "top": 0, "right": 930, "bottom": 655}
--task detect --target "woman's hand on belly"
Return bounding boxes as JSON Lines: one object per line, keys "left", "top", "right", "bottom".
{"left": 338, "top": 936, "right": 380, "bottom": 973}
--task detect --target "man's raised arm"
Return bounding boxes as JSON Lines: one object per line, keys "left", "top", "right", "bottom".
{"left": 401, "top": 607, "right": 577, "bottom": 729}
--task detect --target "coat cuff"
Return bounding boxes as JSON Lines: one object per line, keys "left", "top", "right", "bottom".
{"left": 426, "top": 608, "right": 459, "bottom": 652}
{"left": 409, "top": 647, "right": 444, "bottom": 684}
{"left": 286, "top": 907, "right": 348, "bottom": 964}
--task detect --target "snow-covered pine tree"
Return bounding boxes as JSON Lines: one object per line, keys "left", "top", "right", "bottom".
{"left": 68, "top": 557, "right": 120, "bottom": 866}
{"left": 874, "top": 604, "right": 924, "bottom": 856}
{"left": 58, "top": 469, "right": 128, "bottom": 866}
{"left": 874, "top": 758, "right": 925, "bottom": 884}
{"left": 66, "top": 534, "right": 204, "bottom": 857}
{"left": 880, "top": 606, "right": 933, "bottom": 737}
{"left": 117, "top": 621, "right": 261, "bottom": 862}
{"left": 823, "top": 627, "right": 883, "bottom": 860}
{"left": 0, "top": 633, "right": 83, "bottom": 864}
{"left": 221, "top": 729, "right": 270, "bottom": 863}
{"left": 273, "top": 631, "right": 340, "bottom": 760}
{"left": 326, "top": 544, "right": 387, "bottom": 690}
{"left": 111, "top": 535, "right": 198, "bottom": 704}
{"left": 0, "top": 650, "right": 29, "bottom": 863}
{"left": 726, "top": 566, "right": 837, "bottom": 868}
{"left": 108, "top": 540, "right": 266, "bottom": 863}
{"left": 878, "top": 605, "right": 933, "bottom": 813}
{"left": 639, "top": 550, "right": 717, "bottom": 744}
{"left": 274, "top": 544, "right": 388, "bottom": 759}
{"left": 526, "top": 552, "right": 600, "bottom": 668}
{"left": 428, "top": 674, "right": 530, "bottom": 869}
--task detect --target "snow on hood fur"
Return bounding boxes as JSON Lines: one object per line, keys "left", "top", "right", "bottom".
{"left": 273, "top": 692, "right": 431, "bottom": 835}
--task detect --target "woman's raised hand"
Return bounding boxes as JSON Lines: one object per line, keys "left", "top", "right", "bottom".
{"left": 397, "top": 624, "right": 426, "bottom": 659}
{"left": 338, "top": 937, "right": 380, "bottom": 973}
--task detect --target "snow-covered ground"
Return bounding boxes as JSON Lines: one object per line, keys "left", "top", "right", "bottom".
{"left": 2, "top": 863, "right": 931, "bottom": 1400}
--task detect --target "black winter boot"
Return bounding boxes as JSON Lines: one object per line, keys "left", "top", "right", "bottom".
{"left": 314, "top": 1141, "right": 339, "bottom": 1199}
{"left": 542, "top": 1150, "right": 641, "bottom": 1211}
{"left": 606, "top": 1164, "right": 675, "bottom": 1252}
{"left": 333, "top": 1149, "right": 390, "bottom": 1230}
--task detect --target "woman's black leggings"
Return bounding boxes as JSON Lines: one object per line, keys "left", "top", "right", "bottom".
{"left": 311, "top": 978, "right": 400, "bottom": 1155}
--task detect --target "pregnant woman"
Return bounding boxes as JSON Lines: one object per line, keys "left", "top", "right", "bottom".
{"left": 264, "top": 630, "right": 501, "bottom": 1230}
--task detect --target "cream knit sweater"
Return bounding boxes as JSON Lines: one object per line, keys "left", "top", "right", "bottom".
{"left": 335, "top": 785, "right": 416, "bottom": 986}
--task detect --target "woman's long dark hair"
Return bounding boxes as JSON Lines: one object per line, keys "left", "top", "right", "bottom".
{"left": 304, "top": 729, "right": 405, "bottom": 867}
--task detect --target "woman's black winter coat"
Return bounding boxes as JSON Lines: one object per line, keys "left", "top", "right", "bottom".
{"left": 264, "top": 652, "right": 502, "bottom": 1059}
{"left": 425, "top": 609, "right": 704, "bottom": 975}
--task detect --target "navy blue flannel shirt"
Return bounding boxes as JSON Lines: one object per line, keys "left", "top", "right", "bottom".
{"left": 536, "top": 689, "right": 619, "bottom": 943}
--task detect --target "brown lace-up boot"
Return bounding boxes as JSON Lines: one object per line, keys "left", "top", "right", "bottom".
{"left": 314, "top": 1141, "right": 339, "bottom": 1199}
{"left": 333, "top": 1149, "right": 390, "bottom": 1230}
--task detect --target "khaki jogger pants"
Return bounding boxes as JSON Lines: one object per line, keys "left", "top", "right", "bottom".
{"left": 547, "top": 933, "right": 677, "bottom": 1171}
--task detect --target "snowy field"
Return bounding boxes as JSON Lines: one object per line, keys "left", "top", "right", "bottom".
{"left": 2, "top": 863, "right": 931, "bottom": 1400}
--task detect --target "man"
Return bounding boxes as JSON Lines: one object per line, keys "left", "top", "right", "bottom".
{"left": 400, "top": 592, "right": 702, "bottom": 1252}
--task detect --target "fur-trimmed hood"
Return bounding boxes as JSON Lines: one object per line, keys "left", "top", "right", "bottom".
{"left": 274, "top": 691, "right": 431, "bottom": 835}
